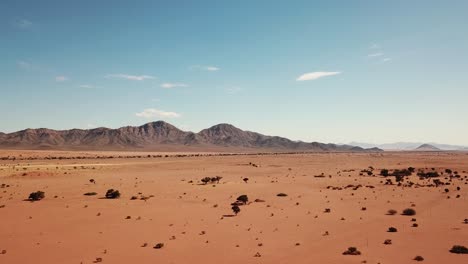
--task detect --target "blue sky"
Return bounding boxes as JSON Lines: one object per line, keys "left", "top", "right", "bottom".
{"left": 1, "top": 0, "right": 468, "bottom": 145}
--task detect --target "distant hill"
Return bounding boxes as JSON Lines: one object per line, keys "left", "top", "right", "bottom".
{"left": 0, "top": 121, "right": 382, "bottom": 152}
{"left": 350, "top": 141, "right": 467, "bottom": 151}
{"left": 414, "top": 144, "right": 440, "bottom": 151}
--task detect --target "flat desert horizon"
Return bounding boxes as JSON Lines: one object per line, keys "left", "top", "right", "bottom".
{"left": 1, "top": 150, "right": 467, "bottom": 263}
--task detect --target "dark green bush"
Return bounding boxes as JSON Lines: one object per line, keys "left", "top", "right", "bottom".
{"left": 28, "top": 191, "right": 45, "bottom": 201}
{"left": 237, "top": 195, "right": 248, "bottom": 204}
{"left": 402, "top": 208, "right": 416, "bottom": 216}
{"left": 105, "top": 189, "right": 120, "bottom": 199}
{"left": 201, "top": 177, "right": 211, "bottom": 184}
{"left": 449, "top": 245, "right": 468, "bottom": 254}
{"left": 342, "top": 247, "right": 361, "bottom": 255}
{"left": 153, "top": 243, "right": 164, "bottom": 249}
{"left": 232, "top": 205, "right": 241, "bottom": 215}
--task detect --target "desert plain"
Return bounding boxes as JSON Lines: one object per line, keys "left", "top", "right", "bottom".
{"left": 0, "top": 150, "right": 467, "bottom": 264}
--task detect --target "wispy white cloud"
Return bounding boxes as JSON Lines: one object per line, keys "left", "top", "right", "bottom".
{"left": 226, "top": 86, "right": 242, "bottom": 94}
{"left": 205, "top": 66, "right": 219, "bottom": 71}
{"left": 135, "top": 108, "right": 181, "bottom": 119}
{"left": 368, "top": 52, "right": 384, "bottom": 57}
{"left": 190, "top": 65, "right": 220, "bottom": 71}
{"left": 161, "top": 83, "right": 188, "bottom": 89}
{"left": 13, "top": 18, "right": 32, "bottom": 29}
{"left": 382, "top": 58, "right": 392, "bottom": 63}
{"left": 16, "top": 60, "right": 54, "bottom": 73}
{"left": 370, "top": 43, "right": 380, "bottom": 49}
{"left": 106, "top": 74, "right": 155, "bottom": 81}
{"left": 17, "top": 60, "right": 32, "bottom": 69}
{"left": 296, "top": 71, "right": 341, "bottom": 81}
{"left": 79, "top": 84, "right": 97, "bottom": 89}
{"left": 55, "top": 76, "right": 68, "bottom": 82}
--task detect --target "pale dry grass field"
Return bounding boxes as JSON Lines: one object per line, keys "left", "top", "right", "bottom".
{"left": 0, "top": 150, "right": 467, "bottom": 263}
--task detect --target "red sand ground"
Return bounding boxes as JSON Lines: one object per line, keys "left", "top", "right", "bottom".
{"left": 0, "top": 151, "right": 467, "bottom": 264}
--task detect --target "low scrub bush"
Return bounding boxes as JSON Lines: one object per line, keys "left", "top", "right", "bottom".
{"left": 28, "top": 191, "right": 45, "bottom": 201}
{"left": 105, "top": 189, "right": 120, "bottom": 199}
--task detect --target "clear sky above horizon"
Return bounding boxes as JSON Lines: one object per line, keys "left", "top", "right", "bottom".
{"left": 1, "top": 0, "right": 468, "bottom": 145}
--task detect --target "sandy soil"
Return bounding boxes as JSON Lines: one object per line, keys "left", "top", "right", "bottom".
{"left": 0, "top": 151, "right": 467, "bottom": 264}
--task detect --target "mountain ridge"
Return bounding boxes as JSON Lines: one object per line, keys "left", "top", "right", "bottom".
{"left": 414, "top": 144, "right": 440, "bottom": 151}
{"left": 0, "top": 121, "right": 382, "bottom": 152}
{"left": 349, "top": 141, "right": 467, "bottom": 151}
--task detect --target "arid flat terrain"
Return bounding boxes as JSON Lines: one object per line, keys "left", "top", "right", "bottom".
{"left": 0, "top": 150, "right": 467, "bottom": 264}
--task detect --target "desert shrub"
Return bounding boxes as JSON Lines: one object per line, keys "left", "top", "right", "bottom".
{"left": 380, "top": 169, "right": 389, "bottom": 176}
{"left": 395, "top": 175, "right": 404, "bottom": 182}
{"left": 84, "top": 192, "right": 97, "bottom": 196}
{"left": 237, "top": 195, "right": 248, "bottom": 204}
{"left": 387, "top": 209, "right": 397, "bottom": 215}
{"left": 201, "top": 177, "right": 211, "bottom": 184}
{"left": 277, "top": 193, "right": 288, "bottom": 197}
{"left": 449, "top": 245, "right": 468, "bottom": 254}
{"left": 232, "top": 205, "right": 241, "bottom": 215}
{"left": 324, "top": 208, "right": 331, "bottom": 213}
{"left": 417, "top": 171, "right": 439, "bottom": 178}
{"left": 342, "top": 247, "right": 361, "bottom": 255}
{"left": 153, "top": 243, "right": 164, "bottom": 249}
{"left": 414, "top": 256, "right": 424, "bottom": 261}
{"left": 28, "top": 191, "right": 45, "bottom": 201}
{"left": 383, "top": 239, "right": 392, "bottom": 245}
{"left": 211, "top": 176, "right": 222, "bottom": 184}
{"left": 392, "top": 169, "right": 412, "bottom": 177}
{"left": 402, "top": 208, "right": 416, "bottom": 216}
{"left": 105, "top": 189, "right": 120, "bottom": 199}
{"left": 243, "top": 177, "right": 249, "bottom": 183}
{"left": 387, "top": 227, "right": 398, "bottom": 232}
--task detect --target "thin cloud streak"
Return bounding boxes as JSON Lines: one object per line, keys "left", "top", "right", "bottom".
{"left": 55, "top": 76, "right": 68, "bottom": 82}
{"left": 13, "top": 18, "right": 32, "bottom": 29}
{"left": 296, "top": 71, "right": 341, "bottom": 81}
{"left": 135, "top": 108, "right": 181, "bottom": 118}
{"left": 161, "top": 83, "right": 188, "bottom": 89}
{"left": 190, "top": 65, "right": 220, "bottom": 71}
{"left": 106, "top": 74, "right": 155, "bottom": 81}
{"left": 368, "top": 53, "right": 384, "bottom": 57}
{"left": 79, "top": 84, "right": 97, "bottom": 89}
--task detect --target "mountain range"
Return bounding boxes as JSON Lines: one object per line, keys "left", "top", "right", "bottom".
{"left": 350, "top": 141, "right": 468, "bottom": 151}
{"left": 0, "top": 121, "right": 381, "bottom": 152}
